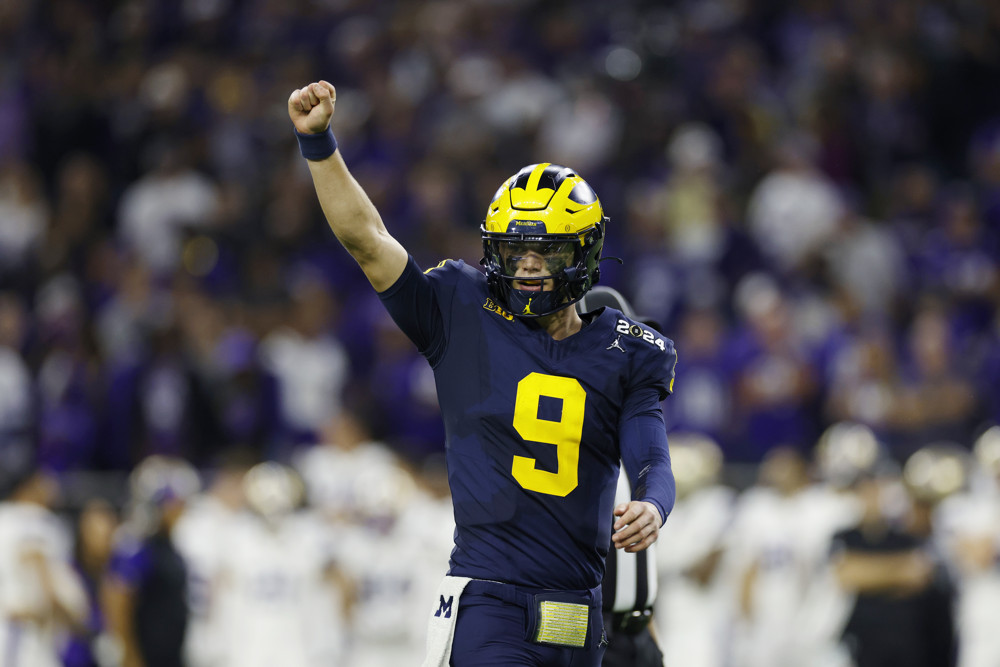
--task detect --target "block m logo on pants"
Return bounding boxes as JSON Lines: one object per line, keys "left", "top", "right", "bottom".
{"left": 435, "top": 595, "right": 454, "bottom": 619}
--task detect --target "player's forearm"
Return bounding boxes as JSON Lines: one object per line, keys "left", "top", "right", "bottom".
{"left": 307, "top": 153, "right": 387, "bottom": 261}
{"left": 102, "top": 581, "right": 145, "bottom": 667}
{"left": 620, "top": 409, "right": 676, "bottom": 524}
{"left": 834, "top": 551, "right": 929, "bottom": 593}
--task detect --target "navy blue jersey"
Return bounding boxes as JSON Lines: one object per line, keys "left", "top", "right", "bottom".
{"left": 379, "top": 257, "right": 676, "bottom": 590}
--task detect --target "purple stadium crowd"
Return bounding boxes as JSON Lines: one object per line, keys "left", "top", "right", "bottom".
{"left": 1, "top": 0, "right": 999, "bottom": 479}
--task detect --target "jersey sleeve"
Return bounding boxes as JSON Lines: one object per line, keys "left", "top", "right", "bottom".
{"left": 616, "top": 331, "right": 678, "bottom": 523}
{"left": 618, "top": 389, "right": 675, "bottom": 524}
{"left": 377, "top": 256, "right": 451, "bottom": 366}
{"left": 636, "top": 336, "right": 677, "bottom": 402}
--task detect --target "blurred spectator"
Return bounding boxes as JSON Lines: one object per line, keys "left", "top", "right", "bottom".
{"left": 915, "top": 187, "right": 999, "bottom": 342}
{"left": 888, "top": 302, "right": 979, "bottom": 456}
{"left": 116, "top": 143, "right": 219, "bottom": 277}
{"left": 260, "top": 271, "right": 349, "bottom": 449}
{"left": 104, "top": 323, "right": 215, "bottom": 469}
{"left": 0, "top": 161, "right": 48, "bottom": 280}
{"left": 747, "top": 132, "right": 843, "bottom": 275}
{"left": 822, "top": 210, "right": 907, "bottom": 321}
{"left": 0, "top": 291, "right": 34, "bottom": 470}
{"left": 729, "top": 274, "right": 820, "bottom": 461}
{"left": 34, "top": 275, "right": 104, "bottom": 472}
{"left": 365, "top": 310, "right": 445, "bottom": 462}
{"left": 207, "top": 327, "right": 279, "bottom": 457}
{"left": 662, "top": 307, "right": 733, "bottom": 447}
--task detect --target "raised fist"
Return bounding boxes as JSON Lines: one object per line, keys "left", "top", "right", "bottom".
{"left": 288, "top": 81, "right": 336, "bottom": 135}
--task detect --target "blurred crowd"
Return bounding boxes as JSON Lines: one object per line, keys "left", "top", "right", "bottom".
{"left": 1, "top": 0, "right": 1000, "bottom": 664}
{"left": 1, "top": 0, "right": 998, "bottom": 473}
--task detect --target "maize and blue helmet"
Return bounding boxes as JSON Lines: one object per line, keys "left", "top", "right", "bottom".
{"left": 481, "top": 163, "right": 607, "bottom": 319}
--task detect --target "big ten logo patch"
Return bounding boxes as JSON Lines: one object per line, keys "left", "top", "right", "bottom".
{"left": 484, "top": 297, "right": 513, "bottom": 321}
{"left": 435, "top": 594, "right": 454, "bottom": 618}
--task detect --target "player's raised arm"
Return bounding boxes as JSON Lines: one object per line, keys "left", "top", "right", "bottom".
{"left": 288, "top": 80, "right": 408, "bottom": 292}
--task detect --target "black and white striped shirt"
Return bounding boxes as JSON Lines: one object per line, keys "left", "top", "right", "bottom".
{"left": 602, "top": 465, "right": 658, "bottom": 613}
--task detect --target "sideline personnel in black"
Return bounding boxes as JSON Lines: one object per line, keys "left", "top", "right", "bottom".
{"left": 579, "top": 287, "right": 667, "bottom": 667}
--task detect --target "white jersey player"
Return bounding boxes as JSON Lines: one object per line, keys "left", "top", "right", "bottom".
{"left": 335, "top": 463, "right": 452, "bottom": 667}
{"left": 0, "top": 469, "right": 87, "bottom": 667}
{"left": 653, "top": 433, "right": 735, "bottom": 667}
{"left": 792, "top": 422, "right": 882, "bottom": 667}
{"left": 726, "top": 447, "right": 854, "bottom": 667}
{"left": 173, "top": 454, "right": 252, "bottom": 667}
{"left": 214, "top": 462, "right": 348, "bottom": 667}
{"left": 936, "top": 427, "right": 1000, "bottom": 667}
{"left": 293, "top": 409, "right": 401, "bottom": 521}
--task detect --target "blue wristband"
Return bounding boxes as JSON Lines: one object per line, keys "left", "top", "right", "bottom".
{"left": 294, "top": 126, "right": 338, "bottom": 161}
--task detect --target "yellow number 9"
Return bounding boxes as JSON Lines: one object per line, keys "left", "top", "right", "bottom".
{"left": 511, "top": 373, "right": 586, "bottom": 497}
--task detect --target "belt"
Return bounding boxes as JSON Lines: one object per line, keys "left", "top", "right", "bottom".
{"left": 604, "top": 608, "right": 652, "bottom": 635}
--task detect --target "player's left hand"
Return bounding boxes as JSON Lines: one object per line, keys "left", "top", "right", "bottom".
{"left": 612, "top": 501, "right": 662, "bottom": 553}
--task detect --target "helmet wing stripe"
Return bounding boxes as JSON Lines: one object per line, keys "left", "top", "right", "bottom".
{"left": 525, "top": 162, "right": 552, "bottom": 193}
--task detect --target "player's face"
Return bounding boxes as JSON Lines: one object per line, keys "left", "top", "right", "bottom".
{"left": 500, "top": 240, "right": 574, "bottom": 292}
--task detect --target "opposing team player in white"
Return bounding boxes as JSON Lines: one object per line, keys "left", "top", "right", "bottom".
{"left": 214, "top": 462, "right": 348, "bottom": 667}
{"left": 293, "top": 409, "right": 401, "bottom": 522}
{"left": 935, "top": 426, "right": 1000, "bottom": 667}
{"left": 795, "top": 422, "right": 882, "bottom": 667}
{"left": 653, "top": 433, "right": 735, "bottom": 667}
{"left": 335, "top": 463, "right": 453, "bottom": 667}
{"left": 172, "top": 453, "right": 254, "bottom": 667}
{"left": 726, "top": 440, "right": 868, "bottom": 667}
{"left": 0, "top": 467, "right": 87, "bottom": 667}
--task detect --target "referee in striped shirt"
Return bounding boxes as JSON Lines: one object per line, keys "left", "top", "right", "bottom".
{"left": 602, "top": 463, "right": 665, "bottom": 666}
{"left": 578, "top": 287, "right": 666, "bottom": 667}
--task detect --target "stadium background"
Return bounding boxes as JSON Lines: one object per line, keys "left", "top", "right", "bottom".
{"left": 1, "top": 0, "right": 999, "bottom": 666}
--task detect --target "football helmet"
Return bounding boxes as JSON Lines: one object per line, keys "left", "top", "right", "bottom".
{"left": 481, "top": 163, "right": 607, "bottom": 318}
{"left": 814, "top": 422, "right": 883, "bottom": 488}
{"left": 243, "top": 462, "right": 303, "bottom": 521}
{"left": 667, "top": 432, "right": 723, "bottom": 499}
{"left": 902, "top": 443, "right": 969, "bottom": 504}
{"left": 973, "top": 425, "right": 1000, "bottom": 477}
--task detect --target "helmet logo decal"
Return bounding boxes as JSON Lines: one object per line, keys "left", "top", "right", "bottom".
{"left": 506, "top": 220, "right": 546, "bottom": 234}
{"left": 523, "top": 298, "right": 535, "bottom": 316}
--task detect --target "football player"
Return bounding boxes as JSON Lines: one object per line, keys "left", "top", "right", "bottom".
{"left": 653, "top": 433, "right": 736, "bottom": 667}
{"left": 172, "top": 449, "right": 255, "bottom": 667}
{"left": 288, "top": 81, "right": 676, "bottom": 666}
{"left": 214, "top": 462, "right": 348, "bottom": 667}
{"left": 934, "top": 428, "right": 1000, "bottom": 667}
{"left": 0, "top": 465, "right": 87, "bottom": 667}
{"left": 336, "top": 464, "right": 449, "bottom": 667}
{"left": 726, "top": 447, "right": 822, "bottom": 667}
